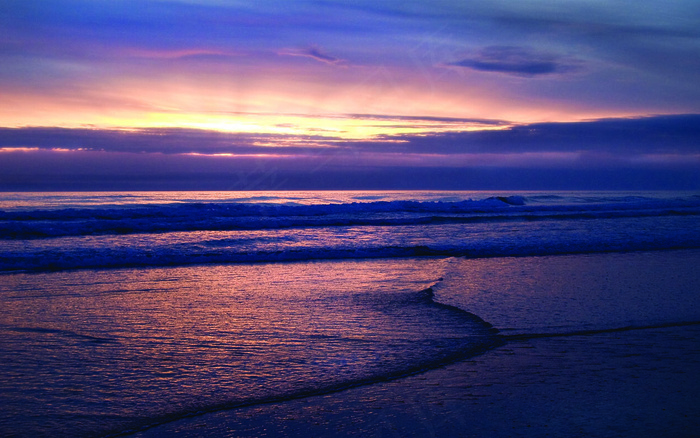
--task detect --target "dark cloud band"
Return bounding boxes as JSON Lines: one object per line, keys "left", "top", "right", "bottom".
{"left": 448, "top": 46, "right": 581, "bottom": 77}
{"left": 1, "top": 114, "right": 699, "bottom": 156}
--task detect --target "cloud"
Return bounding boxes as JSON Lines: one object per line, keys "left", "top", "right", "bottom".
{"left": 0, "top": 127, "right": 329, "bottom": 155}
{"left": 345, "top": 113, "right": 509, "bottom": 126}
{"left": 1, "top": 115, "right": 699, "bottom": 190}
{"left": 1, "top": 150, "right": 697, "bottom": 191}
{"left": 119, "top": 48, "right": 237, "bottom": 60}
{"left": 380, "top": 114, "right": 700, "bottom": 156}
{"left": 2, "top": 115, "right": 699, "bottom": 160}
{"left": 278, "top": 46, "right": 345, "bottom": 65}
{"left": 448, "top": 46, "right": 582, "bottom": 77}
{"left": 306, "top": 47, "right": 343, "bottom": 65}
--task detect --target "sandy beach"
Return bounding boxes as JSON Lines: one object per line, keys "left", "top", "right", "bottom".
{"left": 131, "top": 323, "right": 700, "bottom": 437}
{"left": 4, "top": 220, "right": 699, "bottom": 438}
{"left": 129, "top": 250, "right": 700, "bottom": 438}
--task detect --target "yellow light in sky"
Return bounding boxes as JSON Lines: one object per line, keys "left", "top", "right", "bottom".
{"left": 0, "top": 67, "right": 649, "bottom": 141}
{"left": 100, "top": 111, "right": 512, "bottom": 142}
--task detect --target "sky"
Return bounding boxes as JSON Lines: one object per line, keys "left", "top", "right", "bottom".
{"left": 1, "top": 0, "right": 699, "bottom": 190}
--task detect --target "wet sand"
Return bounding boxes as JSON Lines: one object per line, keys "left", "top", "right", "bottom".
{"left": 132, "top": 324, "right": 700, "bottom": 438}
{"left": 130, "top": 251, "right": 700, "bottom": 437}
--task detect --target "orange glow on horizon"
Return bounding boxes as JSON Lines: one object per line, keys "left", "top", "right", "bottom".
{"left": 181, "top": 152, "right": 294, "bottom": 158}
{"left": 0, "top": 64, "right": 673, "bottom": 140}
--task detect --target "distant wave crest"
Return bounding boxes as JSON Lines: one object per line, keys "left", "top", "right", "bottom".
{"left": 2, "top": 194, "right": 700, "bottom": 272}
{"left": 1, "top": 195, "right": 699, "bottom": 240}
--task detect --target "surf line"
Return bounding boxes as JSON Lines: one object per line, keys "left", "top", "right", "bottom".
{"left": 103, "top": 287, "right": 502, "bottom": 438}
{"left": 419, "top": 286, "right": 500, "bottom": 334}
{"left": 425, "top": 276, "right": 700, "bottom": 342}
{"left": 500, "top": 320, "right": 700, "bottom": 342}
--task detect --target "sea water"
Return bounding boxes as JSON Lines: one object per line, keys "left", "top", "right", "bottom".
{"left": 1, "top": 190, "right": 699, "bottom": 437}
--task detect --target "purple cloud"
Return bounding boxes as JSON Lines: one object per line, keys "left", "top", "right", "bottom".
{"left": 2, "top": 114, "right": 699, "bottom": 158}
{"left": 1, "top": 114, "right": 699, "bottom": 191}
{"left": 278, "top": 46, "right": 344, "bottom": 65}
{"left": 449, "top": 46, "right": 582, "bottom": 77}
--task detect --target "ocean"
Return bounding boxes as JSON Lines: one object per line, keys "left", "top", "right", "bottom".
{"left": 1, "top": 190, "right": 699, "bottom": 437}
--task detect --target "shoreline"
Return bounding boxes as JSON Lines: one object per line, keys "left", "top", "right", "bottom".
{"left": 127, "top": 250, "right": 700, "bottom": 437}
{"left": 130, "top": 323, "right": 700, "bottom": 437}
{"left": 4, "top": 249, "right": 698, "bottom": 437}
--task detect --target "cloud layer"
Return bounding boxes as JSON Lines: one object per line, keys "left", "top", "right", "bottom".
{"left": 2, "top": 114, "right": 698, "bottom": 157}
{"left": 1, "top": 114, "right": 698, "bottom": 190}
{"left": 448, "top": 46, "right": 581, "bottom": 77}
{"left": 1, "top": 1, "right": 699, "bottom": 189}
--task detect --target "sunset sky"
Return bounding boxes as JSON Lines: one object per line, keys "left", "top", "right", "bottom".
{"left": 1, "top": 0, "right": 699, "bottom": 190}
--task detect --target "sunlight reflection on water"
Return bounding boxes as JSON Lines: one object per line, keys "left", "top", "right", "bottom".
{"left": 0, "top": 258, "right": 496, "bottom": 437}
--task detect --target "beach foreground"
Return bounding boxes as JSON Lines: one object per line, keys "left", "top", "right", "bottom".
{"left": 2, "top": 192, "right": 699, "bottom": 437}
{"left": 132, "top": 250, "right": 700, "bottom": 438}
{"left": 133, "top": 324, "right": 700, "bottom": 438}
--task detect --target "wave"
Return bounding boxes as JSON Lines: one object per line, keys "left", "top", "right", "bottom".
{"left": 501, "top": 320, "right": 700, "bottom": 341}
{"left": 4, "top": 239, "right": 700, "bottom": 273}
{"left": 2, "top": 195, "right": 699, "bottom": 240}
{"left": 96, "top": 285, "right": 503, "bottom": 438}
{"left": 2, "top": 193, "right": 700, "bottom": 272}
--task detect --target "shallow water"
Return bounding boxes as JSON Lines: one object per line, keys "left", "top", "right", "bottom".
{"left": 433, "top": 250, "right": 700, "bottom": 335}
{"left": 120, "top": 249, "right": 700, "bottom": 438}
{"left": 0, "top": 258, "right": 498, "bottom": 437}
